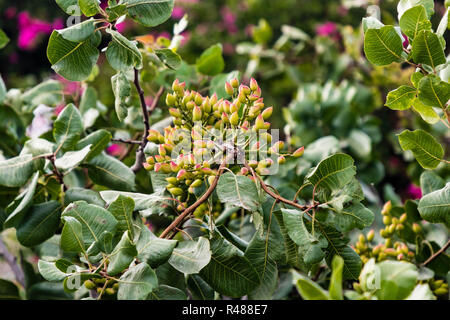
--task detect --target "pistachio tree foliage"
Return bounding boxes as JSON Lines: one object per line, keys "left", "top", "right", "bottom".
{"left": 0, "top": 0, "right": 447, "bottom": 301}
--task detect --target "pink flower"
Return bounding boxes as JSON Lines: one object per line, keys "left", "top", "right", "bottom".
{"left": 180, "top": 31, "right": 191, "bottom": 46}
{"left": 172, "top": 6, "right": 185, "bottom": 20}
{"left": 220, "top": 6, "right": 238, "bottom": 35}
{"left": 316, "top": 22, "right": 338, "bottom": 37}
{"left": 107, "top": 144, "right": 125, "bottom": 157}
{"left": 54, "top": 104, "right": 65, "bottom": 116}
{"left": 402, "top": 34, "right": 409, "bottom": 48}
{"left": 222, "top": 43, "right": 234, "bottom": 55}
{"left": 5, "top": 7, "right": 17, "bottom": 19}
{"left": 406, "top": 184, "right": 422, "bottom": 199}
{"left": 54, "top": 75, "right": 83, "bottom": 96}
{"left": 17, "top": 12, "right": 63, "bottom": 50}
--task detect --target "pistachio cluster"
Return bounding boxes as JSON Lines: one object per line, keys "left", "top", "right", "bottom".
{"left": 84, "top": 278, "right": 118, "bottom": 297}
{"left": 143, "top": 78, "right": 304, "bottom": 210}
{"left": 429, "top": 279, "right": 449, "bottom": 297}
{"left": 355, "top": 201, "right": 416, "bottom": 263}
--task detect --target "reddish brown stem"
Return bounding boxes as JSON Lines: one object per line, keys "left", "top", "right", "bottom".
{"left": 422, "top": 239, "right": 450, "bottom": 266}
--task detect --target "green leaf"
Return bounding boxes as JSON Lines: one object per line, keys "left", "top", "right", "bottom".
{"left": 328, "top": 202, "right": 375, "bottom": 233}
{"left": 385, "top": 85, "right": 416, "bottom": 110}
{"left": 79, "top": 0, "right": 101, "bottom": 16}
{"left": 187, "top": 275, "right": 215, "bottom": 300}
{"left": 411, "top": 71, "right": 425, "bottom": 88}
{"left": 329, "top": 255, "right": 344, "bottom": 300}
{"left": 86, "top": 153, "right": 136, "bottom": 191}
{"left": 364, "top": 26, "right": 404, "bottom": 66}
{"left": 418, "top": 183, "right": 450, "bottom": 227}
{"left": 37, "top": 260, "right": 68, "bottom": 282}
{"left": 0, "top": 280, "right": 20, "bottom": 300}
{"left": 106, "top": 3, "right": 128, "bottom": 21}
{"left": 136, "top": 227, "right": 177, "bottom": 268}
{"left": 306, "top": 153, "right": 356, "bottom": 195}
{"left": 79, "top": 86, "right": 97, "bottom": 114}
{"left": 106, "top": 29, "right": 142, "bottom": 72}
{"left": 398, "top": 0, "right": 434, "bottom": 19}
{"left": 397, "top": 129, "right": 444, "bottom": 169}
{"left": 155, "top": 48, "right": 181, "bottom": 70}
{"left": 436, "top": 8, "right": 449, "bottom": 37}
{"left": 56, "top": 0, "right": 80, "bottom": 15}
{"left": 376, "top": 260, "right": 418, "bottom": 300}
{"left": 168, "top": 237, "right": 211, "bottom": 274}
{"left": 295, "top": 276, "right": 330, "bottom": 300}
{"left": 0, "top": 75, "right": 6, "bottom": 104}
{"left": 196, "top": 44, "right": 225, "bottom": 76}
{"left": 406, "top": 283, "right": 436, "bottom": 300}
{"left": 47, "top": 31, "right": 99, "bottom": 81}
{"left": 107, "top": 231, "right": 137, "bottom": 276}
{"left": 418, "top": 74, "right": 450, "bottom": 109}
{"left": 55, "top": 145, "right": 92, "bottom": 171}
{"left": 420, "top": 171, "right": 445, "bottom": 195}
{"left": 76, "top": 129, "right": 112, "bottom": 162}
{"left": 117, "top": 262, "right": 158, "bottom": 300}
{"left": 61, "top": 216, "right": 86, "bottom": 253}
{"left": 148, "top": 285, "right": 187, "bottom": 300}
{"left": 111, "top": 72, "right": 131, "bottom": 121}
{"left": 21, "top": 80, "right": 63, "bottom": 108}
{"left": 4, "top": 172, "right": 39, "bottom": 228}
{"left": 125, "top": 0, "right": 174, "bottom": 27}
{"left": 362, "top": 17, "right": 384, "bottom": 33}
{"left": 411, "top": 30, "right": 446, "bottom": 69}
{"left": 347, "top": 130, "right": 372, "bottom": 159}
{"left": 399, "top": 5, "right": 431, "bottom": 39}
{"left": 65, "top": 187, "right": 105, "bottom": 207}
{"left": 412, "top": 98, "right": 440, "bottom": 124}
{"left": 217, "top": 172, "right": 260, "bottom": 211}
{"left": 107, "top": 195, "right": 135, "bottom": 238}
{"left": 199, "top": 237, "right": 260, "bottom": 298}
{"left": 17, "top": 201, "right": 62, "bottom": 247}
{"left": 245, "top": 227, "right": 278, "bottom": 299}
{"left": 100, "top": 191, "right": 169, "bottom": 211}
{"left": 62, "top": 200, "right": 118, "bottom": 246}
{"left": 57, "top": 19, "right": 96, "bottom": 42}
{"left": 282, "top": 209, "right": 324, "bottom": 266}
{"left": 0, "top": 29, "right": 10, "bottom": 49}
{"left": 53, "top": 104, "right": 84, "bottom": 151}
{"left": 0, "top": 155, "right": 38, "bottom": 188}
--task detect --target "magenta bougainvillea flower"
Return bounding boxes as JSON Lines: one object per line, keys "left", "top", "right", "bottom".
{"left": 316, "top": 22, "right": 338, "bottom": 37}
{"left": 406, "top": 183, "right": 422, "bottom": 199}
{"left": 17, "top": 11, "right": 63, "bottom": 50}
{"left": 172, "top": 6, "right": 186, "bottom": 20}
{"left": 54, "top": 75, "right": 83, "bottom": 96}
{"left": 220, "top": 6, "right": 238, "bottom": 34}
{"left": 106, "top": 144, "right": 125, "bottom": 157}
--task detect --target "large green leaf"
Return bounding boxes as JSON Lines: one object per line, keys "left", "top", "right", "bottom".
{"left": 57, "top": 19, "right": 96, "bottom": 42}
{"left": 125, "top": 0, "right": 174, "bottom": 27}
{"left": 38, "top": 260, "right": 70, "bottom": 282}
{"left": 411, "top": 30, "right": 446, "bottom": 68}
{"left": 4, "top": 172, "right": 39, "bottom": 228}
{"left": 148, "top": 285, "right": 187, "bottom": 300}
{"left": 0, "top": 280, "right": 20, "bottom": 300}
{"left": 295, "top": 276, "right": 330, "bottom": 300}
{"left": 100, "top": 191, "right": 169, "bottom": 211}
{"left": 107, "top": 195, "right": 135, "bottom": 238}
{"left": 16, "top": 201, "right": 62, "bottom": 247}
{"left": 364, "top": 26, "right": 404, "bottom": 66}
{"left": 111, "top": 72, "right": 131, "bottom": 121}
{"left": 62, "top": 200, "right": 118, "bottom": 245}
{"left": 64, "top": 188, "right": 105, "bottom": 207}
{"left": 196, "top": 44, "right": 225, "bottom": 76}
{"left": 79, "top": 0, "right": 101, "bottom": 16}
{"left": 385, "top": 85, "right": 416, "bottom": 110}
{"left": 306, "top": 153, "right": 356, "bottom": 195}
{"left": 397, "top": 129, "right": 444, "bottom": 169}
{"left": 397, "top": 0, "right": 434, "bottom": 19}
{"left": 106, "top": 29, "right": 142, "bottom": 72}
{"left": 399, "top": 5, "right": 431, "bottom": 39}
{"left": 117, "top": 262, "right": 158, "bottom": 300}
{"left": 168, "top": 237, "right": 211, "bottom": 274}
{"left": 21, "top": 80, "right": 63, "bottom": 108}
{"left": 217, "top": 172, "right": 260, "bottom": 211}
{"left": 47, "top": 31, "right": 99, "bottom": 81}
{"left": 328, "top": 202, "right": 374, "bottom": 233}
{"left": 136, "top": 227, "right": 177, "bottom": 268}
{"left": 85, "top": 152, "right": 136, "bottom": 191}
{"left": 376, "top": 261, "right": 418, "bottom": 300}
{"left": 187, "top": 275, "right": 215, "bottom": 300}
{"left": 199, "top": 237, "right": 260, "bottom": 298}
{"left": 420, "top": 171, "right": 445, "bottom": 195}
{"left": 53, "top": 104, "right": 84, "bottom": 151}
{"left": 418, "top": 74, "right": 450, "bottom": 109}
{"left": 0, "top": 155, "right": 37, "bottom": 188}
{"left": 61, "top": 216, "right": 86, "bottom": 253}
{"left": 55, "top": 145, "right": 92, "bottom": 171}
{"left": 418, "top": 183, "right": 450, "bottom": 227}
{"left": 412, "top": 98, "right": 440, "bottom": 124}
{"left": 155, "top": 48, "right": 181, "bottom": 70}
{"left": 107, "top": 231, "right": 137, "bottom": 276}
{"left": 329, "top": 255, "right": 344, "bottom": 300}
{"left": 75, "top": 129, "right": 112, "bottom": 162}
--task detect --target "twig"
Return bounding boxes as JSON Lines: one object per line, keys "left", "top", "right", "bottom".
{"left": 159, "top": 160, "right": 227, "bottom": 239}
{"left": 111, "top": 138, "right": 141, "bottom": 144}
{"left": 422, "top": 239, "right": 450, "bottom": 266}
{"left": 131, "top": 69, "right": 164, "bottom": 173}
{"left": 47, "top": 154, "right": 67, "bottom": 192}
{"left": 0, "top": 237, "right": 26, "bottom": 288}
